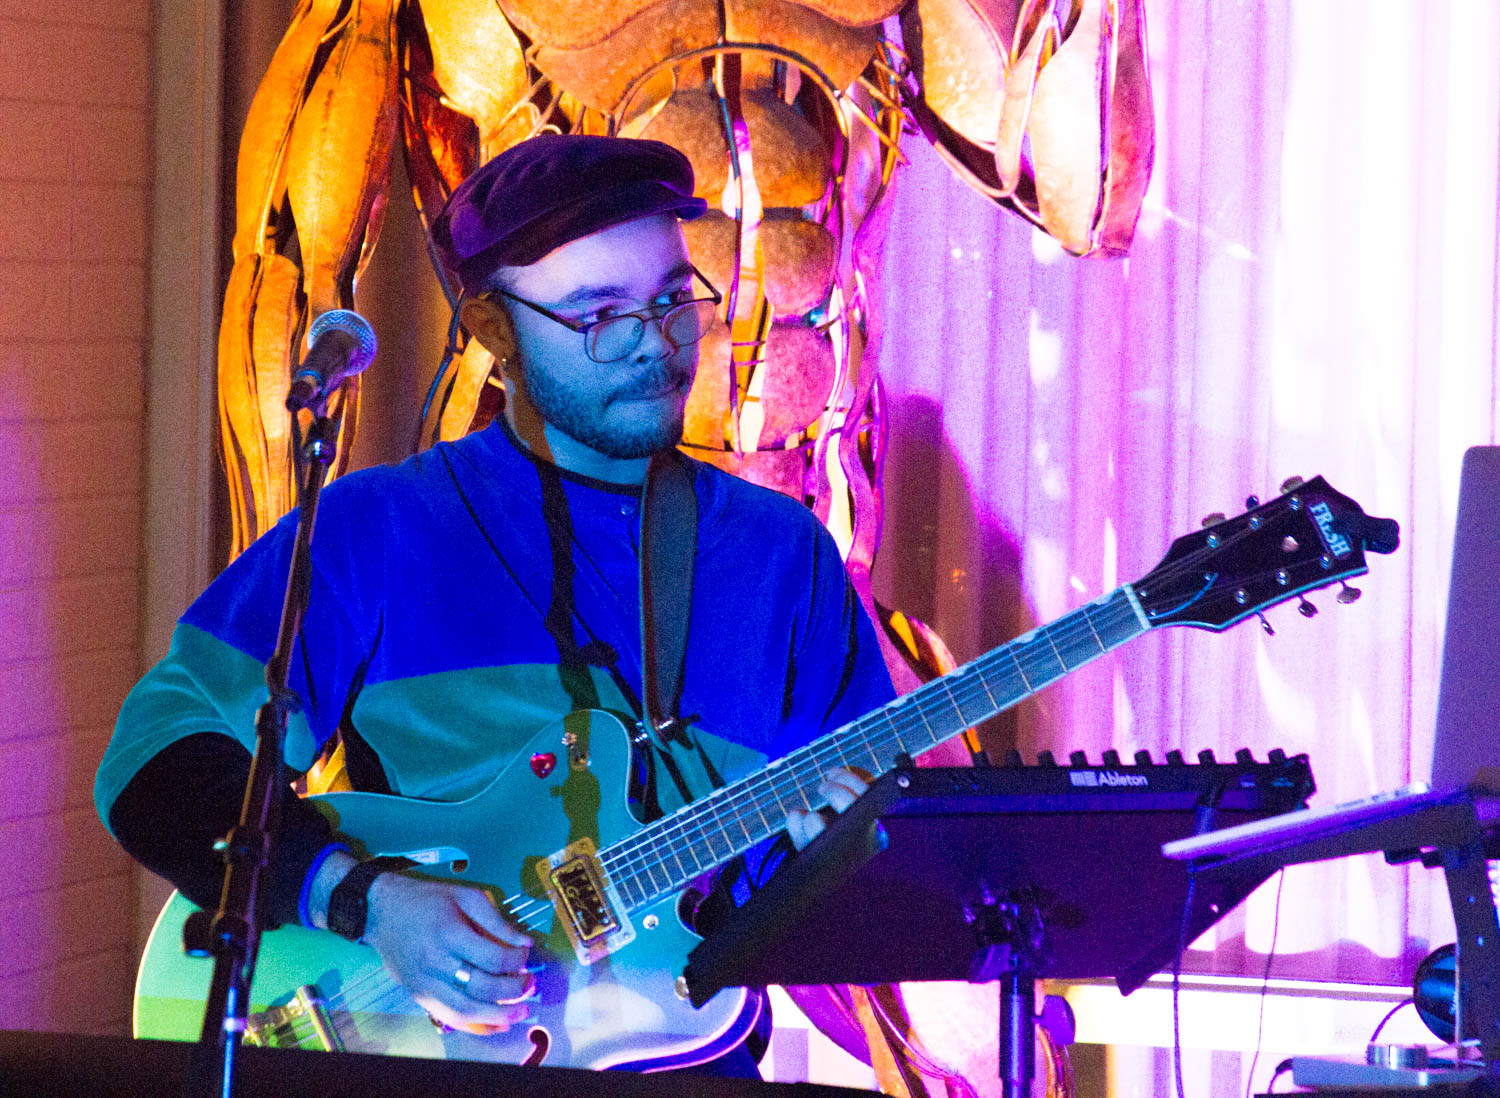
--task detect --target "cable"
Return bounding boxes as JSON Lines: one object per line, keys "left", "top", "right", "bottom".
{"left": 1173, "top": 866, "right": 1195, "bottom": 1098}
{"left": 1177, "top": 780, "right": 1230, "bottom": 1098}
{"left": 1265, "top": 1058, "right": 1294, "bottom": 1093}
{"left": 1369, "top": 998, "right": 1415, "bottom": 1044}
{"left": 1244, "top": 870, "right": 1287, "bottom": 1098}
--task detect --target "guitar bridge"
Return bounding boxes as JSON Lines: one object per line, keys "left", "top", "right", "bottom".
{"left": 535, "top": 837, "right": 634, "bottom": 965}
{"left": 244, "top": 985, "right": 342, "bottom": 1051}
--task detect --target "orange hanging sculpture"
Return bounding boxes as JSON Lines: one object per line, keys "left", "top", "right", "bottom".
{"left": 221, "top": 0, "right": 1151, "bottom": 577}
{"left": 219, "top": 2, "right": 1153, "bottom": 1093}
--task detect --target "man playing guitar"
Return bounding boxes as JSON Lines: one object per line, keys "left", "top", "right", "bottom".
{"left": 97, "top": 135, "right": 889, "bottom": 1076}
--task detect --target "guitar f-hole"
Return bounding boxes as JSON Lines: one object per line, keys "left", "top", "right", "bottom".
{"left": 523, "top": 1027, "right": 550, "bottom": 1066}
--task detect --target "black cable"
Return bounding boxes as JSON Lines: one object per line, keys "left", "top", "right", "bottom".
{"left": 1176, "top": 778, "right": 1231, "bottom": 1098}
{"left": 1245, "top": 869, "right": 1287, "bottom": 1098}
{"left": 1265, "top": 1058, "right": 1294, "bottom": 1093}
{"left": 1173, "top": 868, "right": 1195, "bottom": 1098}
{"left": 1369, "top": 998, "right": 1415, "bottom": 1043}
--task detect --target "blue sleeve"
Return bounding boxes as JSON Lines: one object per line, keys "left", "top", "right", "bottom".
{"left": 95, "top": 491, "right": 383, "bottom": 928}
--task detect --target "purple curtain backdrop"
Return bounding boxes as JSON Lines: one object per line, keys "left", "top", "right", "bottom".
{"left": 871, "top": 0, "right": 1500, "bottom": 994}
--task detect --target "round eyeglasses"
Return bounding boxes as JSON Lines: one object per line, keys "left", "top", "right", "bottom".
{"left": 483, "top": 265, "right": 723, "bottom": 364}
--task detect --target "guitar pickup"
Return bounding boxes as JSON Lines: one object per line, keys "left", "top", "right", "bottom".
{"left": 536, "top": 837, "right": 634, "bottom": 965}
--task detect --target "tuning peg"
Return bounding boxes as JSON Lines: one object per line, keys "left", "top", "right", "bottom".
{"left": 1280, "top": 476, "right": 1305, "bottom": 494}
{"left": 1337, "top": 583, "right": 1362, "bottom": 604}
{"left": 1256, "top": 612, "right": 1275, "bottom": 636}
{"left": 1297, "top": 597, "right": 1318, "bottom": 618}
{"left": 1201, "top": 512, "right": 1227, "bottom": 527}
{"left": 1246, "top": 495, "right": 1261, "bottom": 509}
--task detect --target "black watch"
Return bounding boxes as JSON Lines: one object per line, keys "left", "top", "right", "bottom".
{"left": 326, "top": 855, "right": 413, "bottom": 942}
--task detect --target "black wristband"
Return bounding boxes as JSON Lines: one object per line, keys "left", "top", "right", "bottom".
{"left": 326, "top": 855, "right": 413, "bottom": 942}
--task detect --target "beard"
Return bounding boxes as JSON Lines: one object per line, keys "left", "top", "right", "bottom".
{"left": 522, "top": 356, "right": 691, "bottom": 460}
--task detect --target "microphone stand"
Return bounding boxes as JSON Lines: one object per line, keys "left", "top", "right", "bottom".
{"left": 182, "top": 405, "right": 341, "bottom": 1098}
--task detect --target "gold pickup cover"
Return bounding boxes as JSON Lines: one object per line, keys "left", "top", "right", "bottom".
{"left": 535, "top": 837, "right": 636, "bottom": 965}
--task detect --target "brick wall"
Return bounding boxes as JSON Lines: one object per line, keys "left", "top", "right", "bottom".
{"left": 0, "top": 0, "right": 150, "bottom": 1036}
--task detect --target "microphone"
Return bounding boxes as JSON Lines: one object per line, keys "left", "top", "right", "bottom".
{"left": 286, "top": 309, "right": 378, "bottom": 412}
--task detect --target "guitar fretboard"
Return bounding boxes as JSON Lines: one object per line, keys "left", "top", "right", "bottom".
{"left": 596, "top": 586, "right": 1150, "bottom": 912}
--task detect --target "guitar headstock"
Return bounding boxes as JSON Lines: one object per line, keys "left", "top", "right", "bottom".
{"left": 1134, "top": 476, "right": 1399, "bottom": 631}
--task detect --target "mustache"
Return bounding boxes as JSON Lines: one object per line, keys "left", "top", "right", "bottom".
{"left": 611, "top": 361, "right": 694, "bottom": 400}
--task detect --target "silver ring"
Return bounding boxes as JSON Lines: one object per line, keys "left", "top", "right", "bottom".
{"left": 453, "top": 964, "right": 472, "bottom": 991}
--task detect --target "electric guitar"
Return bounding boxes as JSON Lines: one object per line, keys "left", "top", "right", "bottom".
{"left": 134, "top": 476, "right": 1398, "bottom": 1070}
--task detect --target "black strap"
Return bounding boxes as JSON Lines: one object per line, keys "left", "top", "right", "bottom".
{"left": 639, "top": 450, "right": 697, "bottom": 745}
{"left": 326, "top": 855, "right": 415, "bottom": 942}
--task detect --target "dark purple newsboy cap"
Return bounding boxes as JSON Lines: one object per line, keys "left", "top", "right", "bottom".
{"left": 432, "top": 134, "right": 708, "bottom": 295}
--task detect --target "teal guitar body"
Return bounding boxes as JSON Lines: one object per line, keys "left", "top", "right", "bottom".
{"left": 134, "top": 710, "right": 758, "bottom": 1072}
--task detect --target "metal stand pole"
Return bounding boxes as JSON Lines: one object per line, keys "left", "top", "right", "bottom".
{"left": 182, "top": 414, "right": 340, "bottom": 1098}
{"left": 1000, "top": 970, "right": 1037, "bottom": 1098}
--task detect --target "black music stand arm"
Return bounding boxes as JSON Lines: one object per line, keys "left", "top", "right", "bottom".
{"left": 1441, "top": 823, "right": 1500, "bottom": 1063}
{"left": 967, "top": 892, "right": 1046, "bottom": 1098}
{"left": 183, "top": 414, "right": 340, "bottom": 1098}
{"left": 1187, "top": 793, "right": 1500, "bottom": 1066}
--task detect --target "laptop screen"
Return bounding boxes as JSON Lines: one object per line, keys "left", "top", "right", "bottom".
{"left": 1430, "top": 446, "right": 1500, "bottom": 791}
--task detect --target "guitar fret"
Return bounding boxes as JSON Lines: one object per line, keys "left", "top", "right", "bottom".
{"left": 972, "top": 662, "right": 1004, "bottom": 715}
{"left": 1008, "top": 645, "right": 1034, "bottom": 691}
{"left": 1043, "top": 623, "right": 1068, "bottom": 671}
{"left": 881, "top": 709, "right": 909, "bottom": 759}
{"left": 909, "top": 695, "right": 936, "bottom": 741}
{"left": 638, "top": 858, "right": 662, "bottom": 897}
{"left": 936, "top": 674, "right": 974, "bottom": 731}
{"left": 617, "top": 874, "right": 643, "bottom": 909}
{"left": 1080, "top": 603, "right": 1107, "bottom": 653}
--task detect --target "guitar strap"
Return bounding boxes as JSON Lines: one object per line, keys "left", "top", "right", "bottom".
{"left": 639, "top": 448, "right": 697, "bottom": 747}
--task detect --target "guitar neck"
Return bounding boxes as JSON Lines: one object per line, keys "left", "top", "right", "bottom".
{"left": 597, "top": 586, "right": 1151, "bottom": 911}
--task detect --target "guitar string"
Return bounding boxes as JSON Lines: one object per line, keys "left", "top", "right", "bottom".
{"left": 601, "top": 594, "right": 1127, "bottom": 875}
{"left": 589, "top": 518, "right": 1329, "bottom": 906}
{"left": 588, "top": 594, "right": 1142, "bottom": 905}
{"left": 592, "top": 601, "right": 1138, "bottom": 906}
{"left": 265, "top": 516, "right": 1323, "bottom": 1042}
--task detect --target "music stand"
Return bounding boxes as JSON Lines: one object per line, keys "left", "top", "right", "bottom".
{"left": 684, "top": 764, "right": 1303, "bottom": 1097}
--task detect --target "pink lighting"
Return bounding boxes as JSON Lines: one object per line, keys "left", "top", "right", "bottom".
{"left": 869, "top": 0, "right": 1500, "bottom": 1089}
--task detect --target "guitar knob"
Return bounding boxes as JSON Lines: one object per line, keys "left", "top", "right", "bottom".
{"left": 1069, "top": 750, "right": 1089, "bottom": 767}
{"left": 1298, "top": 598, "right": 1318, "bottom": 618}
{"left": 1280, "top": 476, "right": 1305, "bottom": 494}
{"left": 1103, "top": 749, "right": 1122, "bottom": 767}
{"left": 1198, "top": 749, "right": 1217, "bottom": 765}
{"left": 1037, "top": 750, "right": 1057, "bottom": 767}
{"left": 1134, "top": 750, "right": 1153, "bottom": 766}
{"left": 1337, "top": 583, "right": 1362, "bottom": 604}
{"left": 1201, "top": 512, "right": 1227, "bottom": 527}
